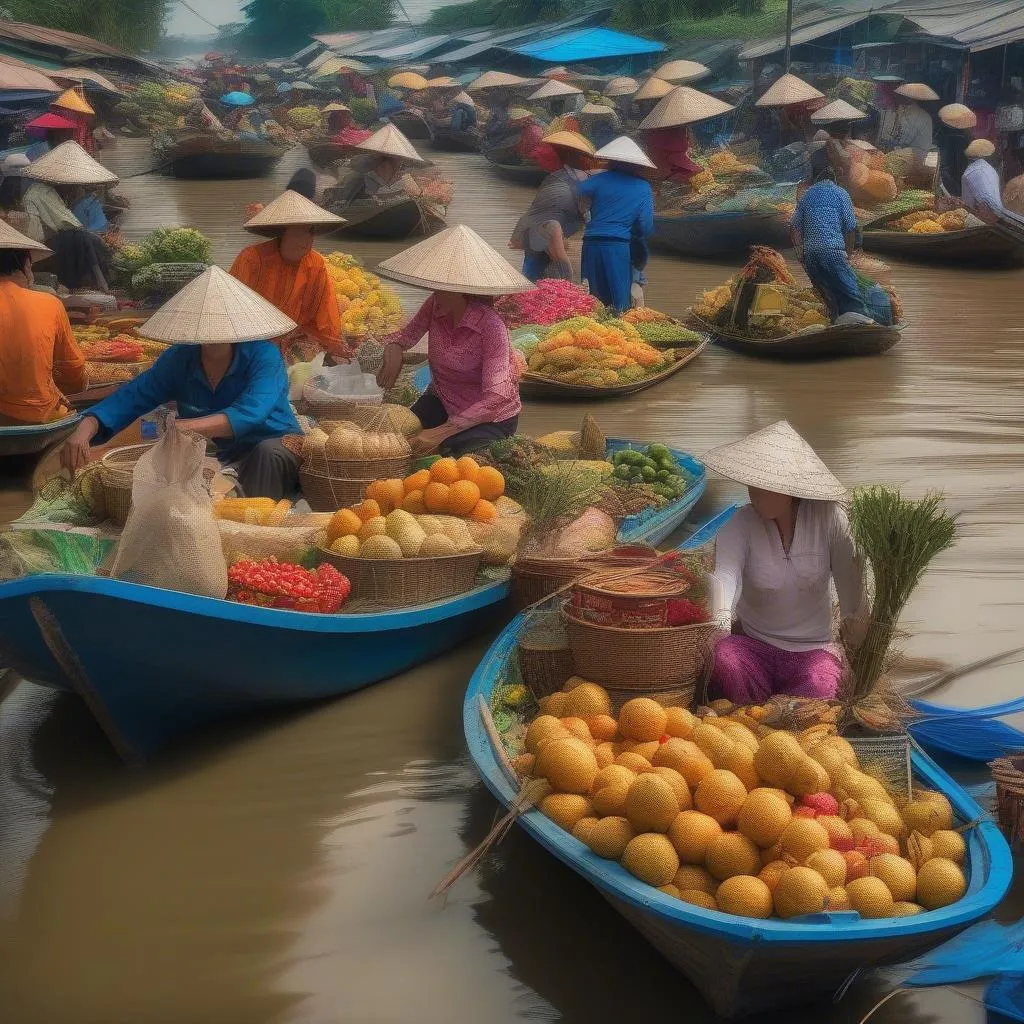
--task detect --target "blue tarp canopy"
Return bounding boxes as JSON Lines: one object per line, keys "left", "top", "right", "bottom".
{"left": 510, "top": 27, "right": 665, "bottom": 62}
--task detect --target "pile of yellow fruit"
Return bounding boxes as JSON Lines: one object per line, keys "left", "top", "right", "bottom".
{"left": 692, "top": 280, "right": 829, "bottom": 338}
{"left": 323, "top": 252, "right": 403, "bottom": 339}
{"left": 514, "top": 681, "right": 968, "bottom": 921}
{"left": 890, "top": 209, "right": 969, "bottom": 234}
{"left": 325, "top": 505, "right": 481, "bottom": 559}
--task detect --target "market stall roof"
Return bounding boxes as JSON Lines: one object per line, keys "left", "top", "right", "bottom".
{"left": 740, "top": 7, "right": 880, "bottom": 60}
{"left": 49, "top": 67, "right": 122, "bottom": 94}
{"left": 510, "top": 27, "right": 665, "bottom": 62}
{"left": 0, "top": 19, "right": 126, "bottom": 60}
{"left": 0, "top": 57, "right": 59, "bottom": 93}
{"left": 310, "top": 56, "right": 376, "bottom": 79}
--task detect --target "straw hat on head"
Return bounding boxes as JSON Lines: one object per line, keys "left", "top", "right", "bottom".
{"left": 243, "top": 190, "right": 345, "bottom": 236}
{"left": 604, "top": 76, "right": 639, "bottom": 98}
{"left": 24, "top": 141, "right": 118, "bottom": 186}
{"left": 425, "top": 76, "right": 460, "bottom": 90}
{"left": 633, "top": 76, "right": 674, "bottom": 102}
{"left": 52, "top": 87, "right": 94, "bottom": 116}
{"left": 0, "top": 216, "right": 51, "bottom": 260}
{"left": 529, "top": 79, "right": 582, "bottom": 101}
{"left": 353, "top": 123, "right": 428, "bottom": 166}
{"left": 939, "top": 103, "right": 977, "bottom": 129}
{"left": 508, "top": 106, "right": 533, "bottom": 121}
{"left": 849, "top": 138, "right": 877, "bottom": 151}
{"left": 579, "top": 102, "right": 616, "bottom": 118}
{"left": 810, "top": 98, "right": 867, "bottom": 124}
{"left": 138, "top": 266, "right": 297, "bottom": 346}
{"left": 594, "top": 136, "right": 656, "bottom": 169}
{"left": 541, "top": 129, "right": 595, "bottom": 156}
{"left": 966, "top": 138, "right": 995, "bottom": 159}
{"left": 321, "top": 102, "right": 350, "bottom": 113}
{"left": 895, "top": 82, "right": 939, "bottom": 102}
{"left": 702, "top": 421, "right": 847, "bottom": 502}
{"left": 654, "top": 59, "right": 711, "bottom": 85}
{"left": 1, "top": 152, "right": 29, "bottom": 177}
{"left": 388, "top": 71, "right": 428, "bottom": 91}
{"left": 755, "top": 73, "right": 824, "bottom": 108}
{"left": 453, "top": 91, "right": 474, "bottom": 106}
{"left": 468, "top": 71, "right": 529, "bottom": 92}
{"left": 639, "top": 85, "right": 734, "bottom": 131}
{"left": 376, "top": 223, "right": 533, "bottom": 296}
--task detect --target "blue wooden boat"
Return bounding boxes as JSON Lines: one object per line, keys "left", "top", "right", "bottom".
{"left": 463, "top": 507, "right": 1013, "bottom": 1019}
{"left": 0, "top": 412, "right": 81, "bottom": 459}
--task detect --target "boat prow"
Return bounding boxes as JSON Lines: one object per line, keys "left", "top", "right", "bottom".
{"left": 0, "top": 412, "right": 81, "bottom": 458}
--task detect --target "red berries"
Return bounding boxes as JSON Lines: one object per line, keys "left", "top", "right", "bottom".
{"left": 227, "top": 558, "right": 351, "bottom": 613}
{"left": 495, "top": 279, "right": 599, "bottom": 328}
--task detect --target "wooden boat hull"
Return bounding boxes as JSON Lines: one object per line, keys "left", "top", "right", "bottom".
{"left": 464, "top": 512, "right": 1014, "bottom": 1019}
{"left": 388, "top": 110, "right": 433, "bottom": 140}
{"left": 305, "top": 139, "right": 355, "bottom": 168}
{"left": 653, "top": 211, "right": 791, "bottom": 260}
{"left": 158, "top": 133, "right": 288, "bottom": 179}
{"left": 483, "top": 147, "right": 547, "bottom": 185}
{"left": 335, "top": 197, "right": 445, "bottom": 239}
{"left": 862, "top": 224, "right": 1024, "bottom": 267}
{"left": 0, "top": 413, "right": 81, "bottom": 458}
{"left": 428, "top": 123, "right": 480, "bottom": 152}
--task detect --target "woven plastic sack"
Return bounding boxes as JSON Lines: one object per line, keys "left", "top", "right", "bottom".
{"left": 218, "top": 515, "right": 330, "bottom": 565}
{"left": 110, "top": 429, "right": 228, "bottom": 598}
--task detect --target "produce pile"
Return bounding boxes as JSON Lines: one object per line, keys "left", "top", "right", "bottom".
{"left": 113, "top": 227, "right": 213, "bottom": 297}
{"left": 608, "top": 445, "right": 689, "bottom": 504}
{"left": 620, "top": 308, "right": 705, "bottom": 347}
{"left": 114, "top": 80, "right": 190, "bottom": 133}
{"left": 214, "top": 497, "right": 294, "bottom": 526}
{"left": 323, "top": 505, "right": 483, "bottom": 559}
{"left": 72, "top": 323, "right": 168, "bottom": 387}
{"left": 323, "top": 252, "right": 403, "bottom": 340}
{"left": 287, "top": 105, "right": 322, "bottom": 130}
{"left": 227, "top": 558, "right": 350, "bottom": 612}
{"left": 885, "top": 208, "right": 969, "bottom": 234}
{"left": 495, "top": 279, "right": 601, "bottom": 329}
{"left": 509, "top": 684, "right": 969, "bottom": 920}
{"left": 660, "top": 147, "right": 789, "bottom": 216}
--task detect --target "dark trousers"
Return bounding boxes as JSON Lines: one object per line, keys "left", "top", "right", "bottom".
{"left": 801, "top": 248, "right": 866, "bottom": 319}
{"left": 411, "top": 390, "right": 518, "bottom": 456}
{"left": 581, "top": 237, "right": 632, "bottom": 313}
{"left": 231, "top": 438, "right": 301, "bottom": 500}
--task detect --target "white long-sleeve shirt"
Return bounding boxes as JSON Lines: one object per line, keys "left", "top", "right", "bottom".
{"left": 713, "top": 501, "right": 865, "bottom": 653}
{"left": 962, "top": 159, "right": 1003, "bottom": 215}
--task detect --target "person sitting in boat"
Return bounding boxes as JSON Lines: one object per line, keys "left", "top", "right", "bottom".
{"left": 961, "top": 139, "right": 1004, "bottom": 223}
{"left": 860, "top": 73, "right": 901, "bottom": 148}
{"left": 640, "top": 87, "right": 733, "bottom": 188}
{"left": 934, "top": 104, "right": 975, "bottom": 197}
{"left": 68, "top": 184, "right": 109, "bottom": 233}
{"left": 888, "top": 84, "right": 936, "bottom": 164}
{"left": 230, "top": 189, "right": 351, "bottom": 366}
{"left": 285, "top": 167, "right": 317, "bottom": 202}
{"left": 515, "top": 110, "right": 562, "bottom": 172}
{"left": 0, "top": 220, "right": 85, "bottom": 426}
{"left": 0, "top": 154, "right": 30, "bottom": 235}
{"left": 483, "top": 98, "right": 514, "bottom": 147}
{"left": 751, "top": 73, "right": 825, "bottom": 177}
{"left": 61, "top": 267, "right": 303, "bottom": 501}
{"left": 53, "top": 228, "right": 116, "bottom": 313}
{"left": 510, "top": 130, "right": 595, "bottom": 281}
{"left": 576, "top": 137, "right": 656, "bottom": 314}
{"left": 185, "top": 99, "right": 224, "bottom": 132}
{"left": 704, "top": 421, "right": 866, "bottom": 703}
{"left": 374, "top": 225, "right": 527, "bottom": 457}
{"left": 331, "top": 124, "right": 428, "bottom": 208}
{"left": 450, "top": 93, "right": 478, "bottom": 133}
{"left": 578, "top": 103, "right": 621, "bottom": 150}
{"left": 323, "top": 102, "right": 373, "bottom": 148}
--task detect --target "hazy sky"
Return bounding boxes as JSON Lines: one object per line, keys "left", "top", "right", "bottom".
{"left": 167, "top": 0, "right": 245, "bottom": 35}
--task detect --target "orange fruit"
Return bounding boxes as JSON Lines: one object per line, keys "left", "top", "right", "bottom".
{"left": 404, "top": 469, "right": 431, "bottom": 494}
{"left": 364, "top": 480, "right": 395, "bottom": 514}
{"left": 401, "top": 489, "right": 427, "bottom": 514}
{"left": 448, "top": 479, "right": 481, "bottom": 516}
{"left": 429, "top": 457, "right": 460, "bottom": 485}
{"left": 351, "top": 499, "right": 381, "bottom": 523}
{"left": 469, "top": 498, "right": 497, "bottom": 523}
{"left": 476, "top": 465, "right": 505, "bottom": 501}
{"left": 327, "top": 507, "right": 362, "bottom": 542}
{"left": 455, "top": 456, "right": 480, "bottom": 483}
{"left": 423, "top": 482, "right": 451, "bottom": 513}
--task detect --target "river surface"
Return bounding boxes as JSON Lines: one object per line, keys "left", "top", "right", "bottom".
{"left": 0, "top": 139, "right": 1022, "bottom": 1023}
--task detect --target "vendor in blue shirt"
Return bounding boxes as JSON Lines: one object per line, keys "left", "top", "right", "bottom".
{"left": 61, "top": 266, "right": 303, "bottom": 500}
{"left": 576, "top": 136, "right": 656, "bottom": 313}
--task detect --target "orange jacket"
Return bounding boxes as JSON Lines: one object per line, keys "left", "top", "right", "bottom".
{"left": 0, "top": 280, "right": 85, "bottom": 423}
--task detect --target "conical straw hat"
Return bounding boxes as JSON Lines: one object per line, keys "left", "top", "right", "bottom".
{"left": 702, "top": 420, "right": 846, "bottom": 501}
{"left": 655, "top": 59, "right": 710, "bottom": 84}
{"left": 52, "top": 87, "right": 94, "bottom": 115}
{"left": 594, "top": 136, "right": 656, "bottom": 169}
{"left": 541, "top": 130, "right": 595, "bottom": 155}
{"left": 939, "top": 103, "right": 976, "bottom": 129}
{"left": 138, "top": 266, "right": 297, "bottom": 345}
{"left": 810, "top": 99, "right": 867, "bottom": 123}
{"left": 425, "top": 76, "right": 460, "bottom": 89}
{"left": 529, "top": 79, "right": 582, "bottom": 100}
{"left": 354, "top": 123, "right": 428, "bottom": 166}
{"left": 243, "top": 189, "right": 346, "bottom": 235}
{"left": 389, "top": 71, "right": 428, "bottom": 91}
{"left": 25, "top": 141, "right": 117, "bottom": 185}
{"left": 966, "top": 138, "right": 995, "bottom": 159}
{"left": 322, "top": 102, "right": 350, "bottom": 113}
{"left": 376, "top": 223, "right": 533, "bottom": 296}
{"left": 895, "top": 82, "right": 939, "bottom": 102}
{"left": 453, "top": 92, "right": 474, "bottom": 106}
{"left": 580, "top": 102, "right": 616, "bottom": 117}
{"left": 468, "top": 71, "right": 528, "bottom": 92}
{"left": 639, "top": 85, "right": 734, "bottom": 130}
{"left": 604, "top": 76, "right": 639, "bottom": 98}
{"left": 755, "top": 73, "right": 823, "bottom": 108}
{"left": 633, "top": 76, "right": 675, "bottom": 102}
{"left": 0, "top": 216, "right": 51, "bottom": 258}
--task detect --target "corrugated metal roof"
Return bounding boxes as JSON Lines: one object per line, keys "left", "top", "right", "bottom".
{"left": 510, "top": 27, "right": 665, "bottom": 61}
{"left": 739, "top": 11, "right": 874, "bottom": 60}
{"left": 373, "top": 34, "right": 458, "bottom": 61}
{"left": 887, "top": 0, "right": 1024, "bottom": 51}
{"left": 0, "top": 19, "right": 126, "bottom": 59}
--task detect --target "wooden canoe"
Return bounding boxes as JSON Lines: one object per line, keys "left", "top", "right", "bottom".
{"left": 464, "top": 516, "right": 1014, "bottom": 1019}
{"left": 861, "top": 222, "right": 1024, "bottom": 267}
{"left": 0, "top": 412, "right": 81, "bottom": 458}
{"left": 388, "top": 109, "right": 433, "bottom": 141}
{"left": 483, "top": 145, "right": 548, "bottom": 186}
{"left": 428, "top": 122, "right": 480, "bottom": 152}
{"left": 305, "top": 138, "right": 357, "bottom": 169}
{"left": 653, "top": 210, "right": 792, "bottom": 261}
{"left": 156, "top": 131, "right": 289, "bottom": 179}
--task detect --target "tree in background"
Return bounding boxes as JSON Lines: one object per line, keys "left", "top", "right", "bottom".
{"left": 2, "top": 0, "right": 168, "bottom": 51}
{"left": 240, "top": 0, "right": 396, "bottom": 54}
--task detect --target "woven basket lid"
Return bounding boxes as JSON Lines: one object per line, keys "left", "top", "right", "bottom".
{"left": 24, "top": 141, "right": 117, "bottom": 185}
{"left": 633, "top": 76, "right": 675, "bottom": 102}
{"left": 541, "top": 129, "right": 595, "bottom": 155}
{"left": 810, "top": 98, "right": 867, "bottom": 124}
{"left": 966, "top": 138, "right": 995, "bottom": 158}
{"left": 594, "top": 136, "right": 656, "bottom": 169}
{"left": 580, "top": 102, "right": 616, "bottom": 117}
{"left": 604, "top": 76, "right": 639, "bottom": 98}
{"left": 376, "top": 223, "right": 533, "bottom": 296}
{"left": 468, "top": 71, "right": 529, "bottom": 92}
{"left": 138, "top": 265, "right": 297, "bottom": 345}
{"left": 353, "top": 123, "right": 428, "bottom": 166}
{"left": 755, "top": 73, "right": 824, "bottom": 108}
{"left": 243, "top": 189, "right": 346, "bottom": 235}
{"left": 702, "top": 420, "right": 846, "bottom": 501}
{"left": 639, "top": 85, "right": 734, "bottom": 130}
{"left": 939, "top": 103, "right": 977, "bottom": 129}
{"left": 508, "top": 106, "right": 533, "bottom": 121}
{"left": 425, "top": 76, "right": 460, "bottom": 89}
{"left": 896, "top": 82, "right": 939, "bottom": 102}
{"left": 0, "top": 216, "right": 51, "bottom": 256}
{"left": 52, "top": 87, "right": 94, "bottom": 115}
{"left": 529, "top": 79, "right": 582, "bottom": 100}
{"left": 654, "top": 59, "right": 711, "bottom": 84}
{"left": 389, "top": 71, "right": 428, "bottom": 91}
{"left": 321, "top": 102, "right": 350, "bottom": 113}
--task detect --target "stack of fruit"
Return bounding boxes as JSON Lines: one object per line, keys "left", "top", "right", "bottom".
{"left": 73, "top": 324, "right": 168, "bottom": 387}
{"left": 227, "top": 558, "right": 351, "bottom": 612}
{"left": 620, "top": 308, "right": 705, "bottom": 347}
{"left": 886, "top": 209, "right": 969, "bottom": 234}
{"left": 324, "top": 504, "right": 482, "bottom": 559}
{"left": 496, "top": 279, "right": 601, "bottom": 329}
{"left": 609, "top": 445, "right": 688, "bottom": 504}
{"left": 287, "top": 106, "right": 323, "bottom": 130}
{"left": 513, "top": 683, "right": 969, "bottom": 920}
{"left": 323, "top": 252, "right": 403, "bottom": 340}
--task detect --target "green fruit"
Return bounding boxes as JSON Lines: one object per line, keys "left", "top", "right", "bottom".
{"left": 613, "top": 465, "right": 632, "bottom": 480}
{"left": 647, "top": 444, "right": 670, "bottom": 460}
{"left": 641, "top": 466, "right": 656, "bottom": 481}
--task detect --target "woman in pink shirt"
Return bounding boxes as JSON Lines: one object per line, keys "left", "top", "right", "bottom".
{"left": 374, "top": 224, "right": 533, "bottom": 456}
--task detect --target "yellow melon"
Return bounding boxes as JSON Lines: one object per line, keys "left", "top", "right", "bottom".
{"left": 674, "top": 864, "right": 717, "bottom": 895}
{"left": 929, "top": 830, "right": 966, "bottom": 865}
{"left": 621, "top": 833, "right": 679, "bottom": 887}
{"left": 592, "top": 764, "right": 635, "bottom": 792}
{"left": 826, "top": 887, "right": 851, "bottom": 911}
{"left": 622, "top": 739, "right": 662, "bottom": 762}
{"left": 780, "top": 818, "right": 831, "bottom": 862}
{"left": 563, "top": 681, "right": 612, "bottom": 719}
{"left": 692, "top": 722, "right": 736, "bottom": 768}
{"left": 737, "top": 788, "right": 793, "bottom": 848}
{"left": 716, "top": 875, "right": 773, "bottom": 919}
{"left": 587, "top": 816, "right": 635, "bottom": 860}
{"left": 758, "top": 860, "right": 791, "bottom": 892}
{"left": 891, "top": 901, "right": 924, "bottom": 917}
{"left": 860, "top": 799, "right": 907, "bottom": 840}
{"left": 844, "top": 771, "right": 893, "bottom": 805}
{"left": 668, "top": 810, "right": 723, "bottom": 864}
{"left": 539, "top": 793, "right": 594, "bottom": 832}
{"left": 664, "top": 706, "right": 696, "bottom": 739}
{"left": 560, "top": 717, "right": 594, "bottom": 745}
{"left": 721, "top": 722, "right": 760, "bottom": 753}
{"left": 826, "top": 735, "right": 860, "bottom": 767}
{"left": 753, "top": 731, "right": 806, "bottom": 789}
{"left": 618, "top": 698, "right": 668, "bottom": 742}
{"left": 587, "top": 715, "right": 619, "bottom": 743}
{"left": 594, "top": 742, "right": 615, "bottom": 768}
{"left": 535, "top": 737, "right": 599, "bottom": 795}
{"left": 806, "top": 741, "right": 846, "bottom": 777}
{"left": 571, "top": 816, "right": 599, "bottom": 844}
{"left": 722, "top": 743, "right": 760, "bottom": 791}
{"left": 592, "top": 781, "right": 631, "bottom": 817}
{"left": 788, "top": 756, "right": 832, "bottom": 797}
{"left": 625, "top": 774, "right": 680, "bottom": 833}
{"left": 658, "top": 883, "right": 681, "bottom": 899}
{"left": 538, "top": 692, "right": 568, "bottom": 717}
{"left": 679, "top": 889, "right": 718, "bottom": 910}
{"left": 848, "top": 817, "right": 880, "bottom": 844}
{"left": 524, "top": 715, "right": 566, "bottom": 754}
{"left": 652, "top": 738, "right": 714, "bottom": 788}
{"left": 805, "top": 849, "right": 848, "bottom": 888}
{"left": 916, "top": 857, "right": 966, "bottom": 910}
{"left": 817, "top": 814, "right": 855, "bottom": 851}
{"left": 651, "top": 767, "right": 692, "bottom": 810}
{"left": 615, "top": 752, "right": 653, "bottom": 773}
{"left": 906, "top": 831, "right": 934, "bottom": 871}
{"left": 773, "top": 866, "right": 829, "bottom": 919}
{"left": 846, "top": 876, "right": 895, "bottom": 919}
{"left": 694, "top": 769, "right": 748, "bottom": 827}
{"left": 902, "top": 797, "right": 953, "bottom": 837}
{"left": 869, "top": 854, "right": 917, "bottom": 902}
{"left": 705, "top": 832, "right": 761, "bottom": 881}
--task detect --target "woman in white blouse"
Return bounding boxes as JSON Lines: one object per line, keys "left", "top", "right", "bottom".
{"left": 702, "top": 421, "right": 866, "bottom": 704}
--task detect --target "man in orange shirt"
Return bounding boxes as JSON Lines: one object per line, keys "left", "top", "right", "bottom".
{"left": 0, "top": 220, "right": 85, "bottom": 425}
{"left": 231, "top": 189, "right": 352, "bottom": 365}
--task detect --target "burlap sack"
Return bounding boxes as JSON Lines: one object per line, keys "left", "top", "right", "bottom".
{"left": 110, "top": 429, "right": 228, "bottom": 599}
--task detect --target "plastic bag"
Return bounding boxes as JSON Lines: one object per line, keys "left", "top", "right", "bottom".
{"left": 218, "top": 514, "right": 331, "bottom": 565}
{"left": 288, "top": 352, "right": 324, "bottom": 401}
{"left": 110, "top": 429, "right": 228, "bottom": 599}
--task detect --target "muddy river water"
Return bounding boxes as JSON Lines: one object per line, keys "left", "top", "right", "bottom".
{"left": 0, "top": 140, "right": 1021, "bottom": 1023}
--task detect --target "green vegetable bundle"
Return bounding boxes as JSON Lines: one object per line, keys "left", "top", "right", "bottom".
{"left": 635, "top": 322, "right": 704, "bottom": 347}
{"left": 609, "top": 444, "right": 687, "bottom": 503}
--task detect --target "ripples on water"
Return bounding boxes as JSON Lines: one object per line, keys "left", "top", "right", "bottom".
{"left": 0, "top": 139, "right": 1021, "bottom": 1023}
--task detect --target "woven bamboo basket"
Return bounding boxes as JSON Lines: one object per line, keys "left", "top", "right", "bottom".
{"left": 511, "top": 556, "right": 593, "bottom": 609}
{"left": 517, "top": 611, "right": 574, "bottom": 698}
{"left": 322, "top": 455, "right": 410, "bottom": 480}
{"left": 98, "top": 443, "right": 154, "bottom": 526}
{"left": 299, "top": 469, "right": 371, "bottom": 512}
{"left": 991, "top": 755, "right": 1024, "bottom": 852}
{"left": 603, "top": 682, "right": 696, "bottom": 714}
{"left": 316, "top": 545, "right": 483, "bottom": 607}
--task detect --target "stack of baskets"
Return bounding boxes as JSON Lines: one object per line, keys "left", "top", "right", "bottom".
{"left": 299, "top": 450, "right": 410, "bottom": 512}
{"left": 98, "top": 443, "right": 152, "bottom": 525}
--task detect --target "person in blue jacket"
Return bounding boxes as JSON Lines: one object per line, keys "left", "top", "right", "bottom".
{"left": 575, "top": 136, "right": 656, "bottom": 313}
{"left": 61, "top": 266, "right": 303, "bottom": 500}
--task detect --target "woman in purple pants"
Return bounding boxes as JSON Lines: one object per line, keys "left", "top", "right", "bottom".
{"left": 703, "top": 421, "right": 867, "bottom": 704}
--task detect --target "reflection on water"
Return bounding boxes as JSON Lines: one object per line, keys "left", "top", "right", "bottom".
{"left": 1, "top": 139, "right": 1022, "bottom": 1022}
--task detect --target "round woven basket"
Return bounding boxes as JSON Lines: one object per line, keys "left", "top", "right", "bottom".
{"left": 992, "top": 755, "right": 1024, "bottom": 852}
{"left": 98, "top": 443, "right": 154, "bottom": 525}
{"left": 316, "top": 545, "right": 483, "bottom": 606}
{"left": 299, "top": 469, "right": 372, "bottom": 511}
{"left": 321, "top": 455, "right": 410, "bottom": 480}
{"left": 517, "top": 611, "right": 575, "bottom": 698}
{"left": 511, "top": 556, "right": 598, "bottom": 609}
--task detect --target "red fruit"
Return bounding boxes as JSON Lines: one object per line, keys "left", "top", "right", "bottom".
{"left": 801, "top": 793, "right": 840, "bottom": 817}
{"left": 856, "top": 836, "right": 886, "bottom": 860}
{"left": 793, "top": 806, "right": 818, "bottom": 819}
{"left": 659, "top": 735, "right": 670, "bottom": 744}
{"left": 844, "top": 851, "right": 869, "bottom": 881}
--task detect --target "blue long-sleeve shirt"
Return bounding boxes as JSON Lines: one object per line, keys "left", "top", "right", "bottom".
{"left": 70, "top": 194, "right": 108, "bottom": 232}
{"left": 89, "top": 341, "right": 300, "bottom": 462}
{"left": 576, "top": 169, "right": 655, "bottom": 243}
{"left": 790, "top": 180, "right": 857, "bottom": 252}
